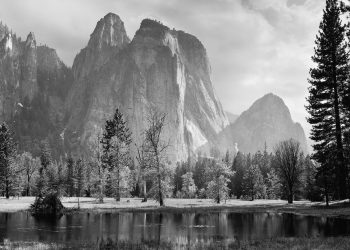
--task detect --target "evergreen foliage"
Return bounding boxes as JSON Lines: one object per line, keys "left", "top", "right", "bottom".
{"left": 242, "top": 164, "right": 266, "bottom": 200}
{"left": 306, "top": 0, "right": 349, "bottom": 199}
{"left": 101, "top": 108, "right": 132, "bottom": 201}
{"left": 0, "top": 122, "right": 17, "bottom": 199}
{"left": 181, "top": 172, "right": 197, "bottom": 198}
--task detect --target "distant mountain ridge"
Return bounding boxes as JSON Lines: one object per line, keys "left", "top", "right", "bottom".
{"left": 202, "top": 93, "right": 308, "bottom": 155}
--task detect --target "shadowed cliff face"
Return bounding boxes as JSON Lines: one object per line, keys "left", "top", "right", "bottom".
{"left": 205, "top": 93, "right": 308, "bottom": 155}
{"left": 65, "top": 15, "right": 229, "bottom": 163}
{"left": 0, "top": 24, "right": 73, "bottom": 157}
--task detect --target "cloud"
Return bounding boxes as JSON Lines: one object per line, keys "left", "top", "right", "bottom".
{"left": 0, "top": 0, "right": 325, "bottom": 141}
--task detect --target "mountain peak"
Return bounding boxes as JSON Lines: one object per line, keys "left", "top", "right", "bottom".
{"left": 25, "top": 32, "right": 36, "bottom": 48}
{"left": 72, "top": 13, "right": 130, "bottom": 79}
{"left": 140, "top": 19, "right": 169, "bottom": 31}
{"left": 245, "top": 93, "right": 291, "bottom": 121}
{"left": 0, "top": 22, "right": 9, "bottom": 40}
{"left": 134, "top": 19, "right": 170, "bottom": 41}
{"left": 88, "top": 13, "right": 130, "bottom": 50}
{"left": 0, "top": 32, "right": 13, "bottom": 53}
{"left": 260, "top": 92, "right": 283, "bottom": 102}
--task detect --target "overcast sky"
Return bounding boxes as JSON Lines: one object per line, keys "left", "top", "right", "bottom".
{"left": 0, "top": 0, "right": 325, "bottom": 141}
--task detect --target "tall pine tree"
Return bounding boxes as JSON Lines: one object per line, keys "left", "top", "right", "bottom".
{"left": 36, "top": 140, "right": 51, "bottom": 197}
{"left": 306, "top": 0, "right": 349, "bottom": 200}
{"left": 101, "top": 108, "right": 132, "bottom": 201}
{"left": 0, "top": 123, "right": 17, "bottom": 199}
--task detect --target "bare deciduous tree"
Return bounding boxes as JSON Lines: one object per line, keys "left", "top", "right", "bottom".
{"left": 90, "top": 132, "right": 106, "bottom": 203}
{"left": 135, "top": 139, "right": 150, "bottom": 202}
{"left": 274, "top": 139, "right": 304, "bottom": 204}
{"left": 144, "top": 109, "right": 170, "bottom": 206}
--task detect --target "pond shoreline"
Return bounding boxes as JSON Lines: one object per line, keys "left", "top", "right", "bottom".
{"left": 1, "top": 197, "right": 350, "bottom": 218}
{"left": 3, "top": 237, "right": 350, "bottom": 250}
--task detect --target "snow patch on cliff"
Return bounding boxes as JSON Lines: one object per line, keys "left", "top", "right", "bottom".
{"left": 176, "top": 56, "right": 186, "bottom": 106}
{"left": 185, "top": 119, "right": 207, "bottom": 149}
{"left": 26, "top": 32, "right": 36, "bottom": 48}
{"left": 60, "top": 128, "right": 66, "bottom": 140}
{"left": 163, "top": 33, "right": 179, "bottom": 56}
{"left": 5, "top": 33, "right": 12, "bottom": 51}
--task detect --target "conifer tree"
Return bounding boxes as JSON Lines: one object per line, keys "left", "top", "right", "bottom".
{"left": 306, "top": 0, "right": 349, "bottom": 199}
{"left": 66, "top": 157, "right": 75, "bottom": 197}
{"left": 101, "top": 108, "right": 132, "bottom": 201}
{"left": 74, "top": 158, "right": 84, "bottom": 197}
{"left": 181, "top": 172, "right": 197, "bottom": 198}
{"left": 230, "top": 152, "right": 245, "bottom": 198}
{"left": 37, "top": 140, "right": 51, "bottom": 197}
{"left": 242, "top": 164, "right": 266, "bottom": 201}
{"left": 0, "top": 123, "right": 17, "bottom": 199}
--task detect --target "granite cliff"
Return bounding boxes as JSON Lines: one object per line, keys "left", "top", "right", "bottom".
{"left": 65, "top": 14, "right": 229, "bottom": 163}
{"left": 206, "top": 93, "right": 308, "bottom": 155}
{"left": 0, "top": 22, "right": 73, "bottom": 157}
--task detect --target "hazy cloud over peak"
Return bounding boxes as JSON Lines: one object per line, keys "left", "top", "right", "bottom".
{"left": 0, "top": 0, "right": 324, "bottom": 144}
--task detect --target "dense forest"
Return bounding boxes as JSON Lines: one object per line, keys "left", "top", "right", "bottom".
{"left": 0, "top": 108, "right": 316, "bottom": 206}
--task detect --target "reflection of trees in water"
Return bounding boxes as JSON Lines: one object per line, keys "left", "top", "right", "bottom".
{"left": 3, "top": 211, "right": 350, "bottom": 247}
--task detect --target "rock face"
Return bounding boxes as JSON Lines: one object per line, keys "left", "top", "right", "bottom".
{"left": 65, "top": 14, "right": 229, "bottom": 163}
{"left": 0, "top": 22, "right": 73, "bottom": 157}
{"left": 208, "top": 93, "right": 308, "bottom": 154}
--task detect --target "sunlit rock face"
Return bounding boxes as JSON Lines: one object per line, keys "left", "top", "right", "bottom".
{"left": 206, "top": 93, "right": 308, "bottom": 155}
{"left": 65, "top": 15, "right": 229, "bottom": 163}
{"left": 0, "top": 22, "right": 73, "bottom": 157}
{"left": 72, "top": 13, "right": 130, "bottom": 80}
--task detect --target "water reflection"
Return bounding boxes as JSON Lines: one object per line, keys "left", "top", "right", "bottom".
{"left": 1, "top": 211, "right": 350, "bottom": 245}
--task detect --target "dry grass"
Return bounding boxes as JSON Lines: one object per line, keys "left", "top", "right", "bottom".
{"left": 1, "top": 197, "right": 350, "bottom": 218}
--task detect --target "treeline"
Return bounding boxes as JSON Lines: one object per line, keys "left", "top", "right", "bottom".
{"left": 306, "top": 0, "right": 350, "bottom": 204}
{"left": 174, "top": 140, "right": 317, "bottom": 203}
{"left": 0, "top": 110, "right": 319, "bottom": 205}
{"left": 0, "top": 108, "right": 174, "bottom": 206}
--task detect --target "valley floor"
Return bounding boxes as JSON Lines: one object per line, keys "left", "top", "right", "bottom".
{"left": 1, "top": 197, "right": 350, "bottom": 217}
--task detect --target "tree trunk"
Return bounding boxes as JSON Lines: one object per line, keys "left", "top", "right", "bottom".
{"left": 333, "top": 59, "right": 347, "bottom": 200}
{"left": 99, "top": 167, "right": 104, "bottom": 203}
{"left": 156, "top": 152, "right": 163, "bottom": 206}
{"left": 5, "top": 179, "right": 9, "bottom": 199}
{"left": 287, "top": 192, "right": 293, "bottom": 204}
{"left": 324, "top": 176, "right": 329, "bottom": 207}
{"left": 27, "top": 175, "right": 30, "bottom": 196}
{"left": 115, "top": 168, "right": 120, "bottom": 202}
{"left": 142, "top": 180, "right": 147, "bottom": 202}
{"left": 158, "top": 173, "right": 163, "bottom": 206}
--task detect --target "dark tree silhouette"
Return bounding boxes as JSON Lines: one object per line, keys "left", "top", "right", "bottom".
{"left": 0, "top": 123, "right": 17, "bottom": 199}
{"left": 306, "top": 0, "right": 349, "bottom": 199}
